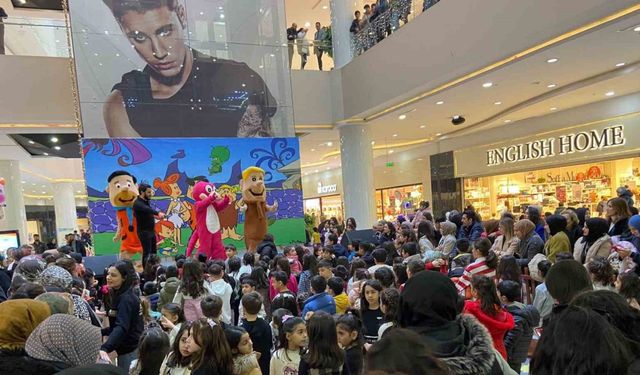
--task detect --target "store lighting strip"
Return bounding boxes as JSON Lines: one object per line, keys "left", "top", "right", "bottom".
{"left": 23, "top": 193, "right": 87, "bottom": 199}
{"left": 361, "top": 3, "right": 640, "bottom": 122}
{"left": 318, "top": 137, "right": 435, "bottom": 160}
{"left": 301, "top": 160, "right": 329, "bottom": 169}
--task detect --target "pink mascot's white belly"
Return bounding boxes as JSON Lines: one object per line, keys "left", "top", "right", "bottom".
{"left": 206, "top": 205, "right": 221, "bottom": 233}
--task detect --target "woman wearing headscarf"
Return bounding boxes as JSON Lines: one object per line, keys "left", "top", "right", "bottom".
{"left": 13, "top": 258, "right": 45, "bottom": 282}
{"left": 575, "top": 207, "right": 590, "bottom": 230}
{"left": 398, "top": 271, "right": 517, "bottom": 375}
{"left": 38, "top": 265, "right": 100, "bottom": 326}
{"left": 573, "top": 217, "right": 611, "bottom": 265}
{"left": 24, "top": 314, "right": 101, "bottom": 373}
{"left": 514, "top": 219, "right": 545, "bottom": 267}
{"left": 0, "top": 299, "right": 51, "bottom": 374}
{"left": 544, "top": 215, "right": 571, "bottom": 263}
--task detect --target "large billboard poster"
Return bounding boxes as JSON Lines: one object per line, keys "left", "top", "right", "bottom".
{"left": 68, "top": 0, "right": 294, "bottom": 138}
{"left": 82, "top": 137, "right": 304, "bottom": 256}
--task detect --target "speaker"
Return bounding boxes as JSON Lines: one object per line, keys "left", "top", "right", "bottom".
{"left": 340, "top": 229, "right": 379, "bottom": 247}
{"left": 82, "top": 255, "right": 119, "bottom": 278}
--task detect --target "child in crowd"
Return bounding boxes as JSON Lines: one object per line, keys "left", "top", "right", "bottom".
{"left": 448, "top": 238, "right": 472, "bottom": 277}
{"left": 360, "top": 279, "right": 384, "bottom": 344}
{"left": 495, "top": 255, "right": 522, "bottom": 284}
{"left": 347, "top": 240, "right": 360, "bottom": 262}
{"left": 241, "top": 292, "right": 273, "bottom": 375}
{"left": 455, "top": 238, "right": 498, "bottom": 295}
{"left": 187, "top": 318, "right": 234, "bottom": 375}
{"left": 587, "top": 256, "right": 616, "bottom": 291}
{"left": 201, "top": 295, "right": 226, "bottom": 328}
{"left": 532, "top": 260, "right": 554, "bottom": 323}
{"left": 227, "top": 256, "right": 243, "bottom": 325}
{"left": 172, "top": 260, "right": 209, "bottom": 321}
{"left": 225, "top": 325, "right": 261, "bottom": 375}
{"left": 318, "top": 259, "right": 335, "bottom": 280}
{"left": 271, "top": 271, "right": 299, "bottom": 316}
{"left": 327, "top": 276, "right": 350, "bottom": 314}
{"left": 312, "top": 227, "right": 321, "bottom": 245}
{"left": 284, "top": 246, "right": 303, "bottom": 276}
{"left": 158, "top": 265, "right": 180, "bottom": 311}
{"left": 159, "top": 322, "right": 193, "bottom": 375}
{"left": 240, "top": 252, "right": 254, "bottom": 279}
{"left": 378, "top": 287, "right": 400, "bottom": 338}
{"left": 348, "top": 269, "right": 370, "bottom": 310}
{"left": 205, "top": 264, "right": 233, "bottom": 324}
{"left": 299, "top": 311, "right": 347, "bottom": 375}
{"left": 298, "top": 254, "right": 319, "bottom": 299}
{"left": 301, "top": 275, "right": 336, "bottom": 317}
{"left": 497, "top": 280, "right": 540, "bottom": 373}
{"left": 270, "top": 315, "right": 307, "bottom": 375}
{"left": 464, "top": 275, "right": 515, "bottom": 359}
{"left": 373, "top": 267, "right": 395, "bottom": 290}
{"left": 270, "top": 308, "right": 292, "bottom": 353}
{"left": 160, "top": 302, "right": 186, "bottom": 345}
{"left": 225, "top": 244, "right": 238, "bottom": 271}
{"left": 130, "top": 327, "right": 170, "bottom": 375}
{"left": 616, "top": 272, "right": 640, "bottom": 310}
{"left": 238, "top": 278, "right": 267, "bottom": 323}
{"left": 336, "top": 310, "right": 365, "bottom": 375}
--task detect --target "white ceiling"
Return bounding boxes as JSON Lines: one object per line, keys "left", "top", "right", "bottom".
{"left": 299, "top": 11, "right": 640, "bottom": 170}
{"left": 285, "top": 0, "right": 332, "bottom": 29}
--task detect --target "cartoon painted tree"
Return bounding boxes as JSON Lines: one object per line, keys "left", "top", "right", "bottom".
{"left": 209, "top": 146, "right": 230, "bottom": 175}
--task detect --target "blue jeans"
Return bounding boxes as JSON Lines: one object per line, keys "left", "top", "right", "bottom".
{"left": 117, "top": 350, "right": 137, "bottom": 371}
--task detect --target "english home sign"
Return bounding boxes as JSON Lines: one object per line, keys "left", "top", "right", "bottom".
{"left": 486, "top": 125, "right": 625, "bottom": 167}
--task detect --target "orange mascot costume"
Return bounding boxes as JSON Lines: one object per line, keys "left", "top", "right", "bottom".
{"left": 240, "top": 167, "right": 278, "bottom": 252}
{"left": 107, "top": 170, "right": 142, "bottom": 259}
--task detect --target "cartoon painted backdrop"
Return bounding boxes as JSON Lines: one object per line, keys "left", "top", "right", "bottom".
{"left": 82, "top": 138, "right": 304, "bottom": 256}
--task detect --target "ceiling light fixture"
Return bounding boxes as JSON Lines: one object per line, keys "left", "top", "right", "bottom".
{"left": 54, "top": 146, "right": 61, "bottom": 150}
{"left": 482, "top": 82, "right": 493, "bottom": 88}
{"left": 326, "top": 142, "right": 333, "bottom": 147}
{"left": 547, "top": 83, "right": 557, "bottom": 88}
{"left": 322, "top": 5, "right": 328, "bottom": 10}
{"left": 389, "top": 150, "right": 394, "bottom": 154}
{"left": 435, "top": 133, "right": 442, "bottom": 136}
{"left": 314, "top": 169, "right": 319, "bottom": 173}
{"left": 634, "top": 26, "right": 640, "bottom": 32}
{"left": 398, "top": 114, "right": 407, "bottom": 120}
{"left": 605, "top": 91, "right": 615, "bottom": 96}
{"left": 28, "top": 140, "right": 35, "bottom": 144}
{"left": 546, "top": 58, "right": 559, "bottom": 63}
{"left": 435, "top": 101, "right": 444, "bottom": 105}
{"left": 43, "top": 152, "right": 49, "bottom": 156}
{"left": 494, "top": 101, "right": 502, "bottom": 105}
{"left": 393, "top": 134, "right": 398, "bottom": 137}
{"left": 420, "top": 125, "right": 426, "bottom": 129}
{"left": 371, "top": 141, "right": 375, "bottom": 145}
{"left": 550, "top": 107, "right": 558, "bottom": 111}
{"left": 504, "top": 119, "right": 512, "bottom": 123}
{"left": 310, "top": 148, "right": 316, "bottom": 152}
{"left": 616, "top": 62, "right": 626, "bottom": 67}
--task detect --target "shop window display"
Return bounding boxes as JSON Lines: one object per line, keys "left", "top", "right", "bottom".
{"left": 463, "top": 157, "right": 640, "bottom": 219}
{"left": 376, "top": 185, "right": 423, "bottom": 221}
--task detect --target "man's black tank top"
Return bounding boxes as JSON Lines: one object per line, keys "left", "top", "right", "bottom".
{"left": 113, "top": 50, "right": 277, "bottom": 137}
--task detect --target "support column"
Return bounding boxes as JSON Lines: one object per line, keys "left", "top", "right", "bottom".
{"left": 0, "top": 161, "right": 28, "bottom": 244}
{"left": 330, "top": 0, "right": 357, "bottom": 68}
{"left": 52, "top": 182, "right": 77, "bottom": 245}
{"left": 339, "top": 124, "right": 376, "bottom": 228}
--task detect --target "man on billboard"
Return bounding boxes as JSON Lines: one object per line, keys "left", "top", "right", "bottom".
{"left": 102, "top": 0, "right": 277, "bottom": 138}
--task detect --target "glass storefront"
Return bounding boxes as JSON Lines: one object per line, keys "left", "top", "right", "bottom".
{"left": 376, "top": 184, "right": 424, "bottom": 221}
{"left": 463, "top": 157, "right": 640, "bottom": 220}
{"left": 304, "top": 195, "right": 345, "bottom": 225}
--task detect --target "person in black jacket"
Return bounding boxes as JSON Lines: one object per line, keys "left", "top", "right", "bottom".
{"left": 286, "top": 23, "right": 301, "bottom": 67}
{"left": 257, "top": 233, "right": 278, "bottom": 261}
{"left": 607, "top": 197, "right": 633, "bottom": 241}
{"left": 133, "top": 183, "right": 164, "bottom": 265}
{"left": 100, "top": 260, "right": 144, "bottom": 370}
{"left": 497, "top": 280, "right": 540, "bottom": 373}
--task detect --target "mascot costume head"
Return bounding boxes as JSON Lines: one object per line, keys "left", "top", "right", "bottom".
{"left": 107, "top": 170, "right": 142, "bottom": 258}
{"left": 240, "top": 166, "right": 278, "bottom": 253}
{"left": 186, "top": 181, "right": 231, "bottom": 260}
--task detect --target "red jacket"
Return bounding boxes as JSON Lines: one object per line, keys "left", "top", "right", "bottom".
{"left": 463, "top": 300, "right": 515, "bottom": 359}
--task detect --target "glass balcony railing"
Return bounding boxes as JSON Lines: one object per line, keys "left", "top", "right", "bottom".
{"left": 0, "top": 17, "right": 70, "bottom": 58}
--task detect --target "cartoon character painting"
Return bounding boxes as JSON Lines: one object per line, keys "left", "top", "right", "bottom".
{"left": 186, "top": 181, "right": 231, "bottom": 260}
{"left": 239, "top": 167, "right": 278, "bottom": 252}
{"left": 107, "top": 170, "right": 142, "bottom": 259}
{"left": 217, "top": 184, "right": 243, "bottom": 241}
{"left": 156, "top": 220, "right": 178, "bottom": 257}
{"left": 154, "top": 173, "right": 186, "bottom": 246}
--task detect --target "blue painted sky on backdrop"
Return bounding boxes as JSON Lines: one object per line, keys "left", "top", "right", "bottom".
{"left": 82, "top": 138, "right": 300, "bottom": 191}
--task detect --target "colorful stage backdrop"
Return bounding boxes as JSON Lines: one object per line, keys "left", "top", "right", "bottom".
{"left": 82, "top": 138, "right": 304, "bottom": 256}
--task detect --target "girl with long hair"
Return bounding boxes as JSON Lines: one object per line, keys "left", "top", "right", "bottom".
{"left": 359, "top": 279, "right": 383, "bottom": 344}
{"left": 496, "top": 255, "right": 522, "bottom": 284}
{"left": 154, "top": 173, "right": 185, "bottom": 245}
{"left": 224, "top": 326, "right": 261, "bottom": 375}
{"left": 186, "top": 318, "right": 234, "bottom": 375}
{"left": 378, "top": 288, "right": 400, "bottom": 338}
{"left": 160, "top": 303, "right": 186, "bottom": 345}
{"left": 607, "top": 197, "right": 633, "bottom": 240}
{"left": 160, "top": 322, "right": 193, "bottom": 375}
{"left": 463, "top": 275, "right": 514, "bottom": 359}
{"left": 616, "top": 272, "right": 640, "bottom": 311}
{"left": 299, "top": 311, "right": 346, "bottom": 375}
{"left": 417, "top": 221, "right": 437, "bottom": 253}
{"left": 130, "top": 328, "right": 170, "bottom": 375}
{"left": 454, "top": 238, "right": 498, "bottom": 295}
{"left": 491, "top": 217, "right": 520, "bottom": 258}
{"left": 172, "top": 260, "right": 210, "bottom": 322}
{"left": 270, "top": 316, "right": 307, "bottom": 375}
{"left": 336, "top": 310, "right": 365, "bottom": 375}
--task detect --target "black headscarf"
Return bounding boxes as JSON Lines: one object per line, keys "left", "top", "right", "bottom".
{"left": 398, "top": 271, "right": 460, "bottom": 328}
{"left": 583, "top": 218, "right": 609, "bottom": 245}
{"left": 546, "top": 215, "right": 568, "bottom": 236}
{"left": 576, "top": 208, "right": 589, "bottom": 228}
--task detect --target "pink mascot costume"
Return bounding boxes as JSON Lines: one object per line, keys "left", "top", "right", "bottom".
{"left": 186, "top": 181, "right": 231, "bottom": 260}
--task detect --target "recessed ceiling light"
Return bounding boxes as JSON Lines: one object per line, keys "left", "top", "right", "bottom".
{"left": 326, "top": 167, "right": 330, "bottom": 170}
{"left": 199, "top": 11, "right": 204, "bottom": 15}
{"left": 504, "top": 119, "right": 512, "bottom": 123}
{"left": 21, "top": 181, "right": 26, "bottom": 184}
{"left": 398, "top": 114, "right": 407, "bottom": 120}
{"left": 546, "top": 58, "right": 559, "bottom": 63}
{"left": 322, "top": 5, "right": 328, "bottom": 9}
{"left": 420, "top": 125, "right": 426, "bottom": 129}
{"left": 550, "top": 107, "right": 558, "bottom": 111}
{"left": 393, "top": 134, "right": 398, "bottom": 137}
{"left": 41, "top": 191, "right": 46, "bottom": 194}
{"left": 616, "top": 62, "right": 626, "bottom": 67}
{"left": 28, "top": 140, "right": 35, "bottom": 145}
{"left": 326, "top": 142, "right": 333, "bottom": 147}
{"left": 76, "top": 190, "right": 81, "bottom": 193}
{"left": 371, "top": 141, "right": 375, "bottom": 145}
{"left": 304, "top": 22, "right": 311, "bottom": 28}
{"left": 605, "top": 91, "right": 615, "bottom": 97}
{"left": 634, "top": 26, "right": 640, "bottom": 32}
{"left": 310, "top": 148, "right": 315, "bottom": 152}
{"left": 547, "top": 84, "right": 557, "bottom": 88}
{"left": 41, "top": 185, "right": 46, "bottom": 187}
{"left": 389, "top": 150, "right": 394, "bottom": 154}
{"left": 482, "top": 82, "right": 494, "bottom": 88}
{"left": 314, "top": 169, "right": 319, "bottom": 173}
{"left": 494, "top": 101, "right": 502, "bottom": 105}
{"left": 54, "top": 146, "right": 61, "bottom": 150}
{"left": 43, "top": 152, "right": 49, "bottom": 156}
{"left": 435, "top": 133, "right": 442, "bottom": 136}
{"left": 435, "top": 101, "right": 444, "bottom": 105}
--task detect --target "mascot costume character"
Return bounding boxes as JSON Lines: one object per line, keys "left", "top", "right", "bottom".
{"left": 186, "top": 181, "right": 231, "bottom": 260}
{"left": 240, "top": 167, "right": 278, "bottom": 252}
{"left": 107, "top": 170, "right": 142, "bottom": 259}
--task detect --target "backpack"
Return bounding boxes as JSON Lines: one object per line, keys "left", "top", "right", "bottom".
{"left": 172, "top": 286, "right": 204, "bottom": 322}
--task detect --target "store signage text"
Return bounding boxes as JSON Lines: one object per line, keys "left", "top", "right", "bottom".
{"left": 486, "top": 125, "right": 625, "bottom": 166}
{"left": 317, "top": 182, "right": 337, "bottom": 194}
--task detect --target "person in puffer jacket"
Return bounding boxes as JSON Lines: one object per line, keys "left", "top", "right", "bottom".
{"left": 497, "top": 280, "right": 540, "bottom": 373}
{"left": 158, "top": 265, "right": 180, "bottom": 311}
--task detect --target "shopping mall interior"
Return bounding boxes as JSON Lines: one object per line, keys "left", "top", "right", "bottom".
{"left": 1, "top": 0, "right": 640, "bottom": 374}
